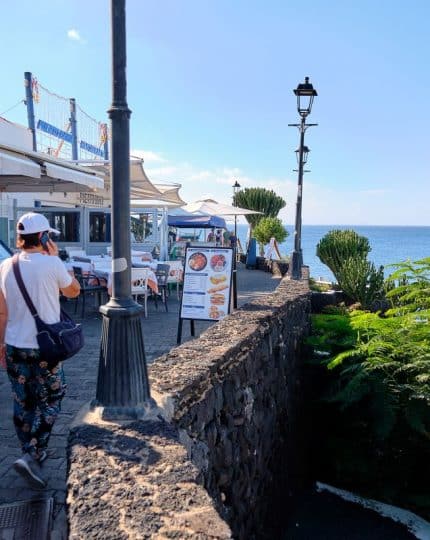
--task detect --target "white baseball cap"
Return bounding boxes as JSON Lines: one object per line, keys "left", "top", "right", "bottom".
{"left": 17, "top": 212, "right": 60, "bottom": 235}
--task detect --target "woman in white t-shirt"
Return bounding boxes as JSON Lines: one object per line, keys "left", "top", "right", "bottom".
{"left": 0, "top": 212, "right": 80, "bottom": 489}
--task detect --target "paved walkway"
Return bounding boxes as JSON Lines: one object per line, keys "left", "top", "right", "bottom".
{"left": 0, "top": 264, "right": 281, "bottom": 539}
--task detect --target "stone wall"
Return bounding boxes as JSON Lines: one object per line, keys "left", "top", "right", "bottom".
{"left": 150, "top": 276, "right": 311, "bottom": 538}
{"left": 67, "top": 275, "right": 311, "bottom": 539}
{"left": 239, "top": 254, "right": 290, "bottom": 276}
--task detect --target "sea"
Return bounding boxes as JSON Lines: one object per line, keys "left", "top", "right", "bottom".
{"left": 236, "top": 224, "right": 430, "bottom": 282}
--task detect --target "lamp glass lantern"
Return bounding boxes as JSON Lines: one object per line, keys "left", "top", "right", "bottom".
{"left": 294, "top": 77, "right": 318, "bottom": 117}
{"left": 295, "top": 145, "right": 310, "bottom": 165}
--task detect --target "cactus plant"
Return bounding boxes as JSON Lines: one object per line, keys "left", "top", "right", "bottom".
{"left": 316, "top": 229, "right": 371, "bottom": 279}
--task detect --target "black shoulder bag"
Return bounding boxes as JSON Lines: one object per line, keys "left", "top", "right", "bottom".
{"left": 12, "top": 254, "right": 84, "bottom": 364}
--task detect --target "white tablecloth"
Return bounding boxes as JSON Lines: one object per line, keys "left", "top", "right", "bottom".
{"left": 92, "top": 265, "right": 158, "bottom": 295}
{"left": 65, "top": 261, "right": 93, "bottom": 274}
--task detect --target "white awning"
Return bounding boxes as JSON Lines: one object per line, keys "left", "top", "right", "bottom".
{"left": 0, "top": 144, "right": 105, "bottom": 193}
{"left": 0, "top": 149, "right": 41, "bottom": 179}
{"left": 184, "top": 199, "right": 262, "bottom": 216}
{"left": 130, "top": 198, "right": 183, "bottom": 208}
{"left": 44, "top": 162, "right": 102, "bottom": 191}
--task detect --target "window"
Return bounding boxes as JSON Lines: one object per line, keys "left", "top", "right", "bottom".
{"left": 131, "top": 212, "right": 153, "bottom": 242}
{"left": 89, "top": 212, "right": 111, "bottom": 243}
{"left": 42, "top": 211, "right": 80, "bottom": 242}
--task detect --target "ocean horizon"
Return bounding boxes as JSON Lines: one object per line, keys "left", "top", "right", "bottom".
{"left": 236, "top": 224, "right": 430, "bottom": 282}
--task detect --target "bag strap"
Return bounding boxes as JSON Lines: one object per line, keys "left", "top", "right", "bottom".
{"left": 12, "top": 254, "right": 39, "bottom": 319}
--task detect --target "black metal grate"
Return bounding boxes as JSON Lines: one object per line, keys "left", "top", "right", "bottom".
{"left": 0, "top": 498, "right": 53, "bottom": 540}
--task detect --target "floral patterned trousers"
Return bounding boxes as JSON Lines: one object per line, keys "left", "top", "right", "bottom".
{"left": 6, "top": 345, "right": 66, "bottom": 456}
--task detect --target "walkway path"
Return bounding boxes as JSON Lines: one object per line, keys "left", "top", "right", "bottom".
{"left": 0, "top": 264, "right": 281, "bottom": 539}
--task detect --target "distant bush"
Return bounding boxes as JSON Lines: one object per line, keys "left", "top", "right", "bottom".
{"left": 309, "top": 278, "right": 333, "bottom": 292}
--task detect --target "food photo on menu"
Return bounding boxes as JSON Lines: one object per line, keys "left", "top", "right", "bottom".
{"left": 209, "top": 305, "right": 225, "bottom": 319}
{"left": 210, "top": 292, "right": 226, "bottom": 305}
{"left": 207, "top": 282, "right": 228, "bottom": 293}
{"left": 210, "top": 253, "right": 227, "bottom": 272}
{"left": 188, "top": 252, "right": 208, "bottom": 271}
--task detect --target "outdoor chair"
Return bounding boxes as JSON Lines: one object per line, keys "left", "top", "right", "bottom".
{"left": 72, "top": 255, "right": 92, "bottom": 263}
{"left": 154, "top": 263, "right": 170, "bottom": 312}
{"left": 65, "top": 248, "right": 87, "bottom": 259}
{"left": 131, "top": 267, "right": 151, "bottom": 318}
{"left": 72, "top": 266, "right": 107, "bottom": 318}
{"left": 165, "top": 261, "right": 183, "bottom": 299}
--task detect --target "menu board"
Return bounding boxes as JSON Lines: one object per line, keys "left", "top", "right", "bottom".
{"left": 180, "top": 247, "right": 233, "bottom": 321}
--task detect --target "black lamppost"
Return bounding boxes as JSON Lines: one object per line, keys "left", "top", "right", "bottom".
{"left": 232, "top": 180, "right": 240, "bottom": 308}
{"left": 288, "top": 77, "right": 318, "bottom": 279}
{"left": 232, "top": 180, "right": 241, "bottom": 240}
{"left": 93, "top": 0, "right": 152, "bottom": 419}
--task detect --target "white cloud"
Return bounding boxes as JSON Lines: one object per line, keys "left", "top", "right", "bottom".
{"left": 144, "top": 155, "right": 294, "bottom": 223}
{"left": 67, "top": 29, "right": 85, "bottom": 43}
{"left": 130, "top": 149, "right": 166, "bottom": 163}
{"left": 140, "top": 150, "right": 430, "bottom": 225}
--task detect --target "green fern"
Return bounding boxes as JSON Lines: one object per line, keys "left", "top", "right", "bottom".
{"left": 385, "top": 258, "right": 430, "bottom": 314}
{"left": 309, "top": 309, "right": 430, "bottom": 441}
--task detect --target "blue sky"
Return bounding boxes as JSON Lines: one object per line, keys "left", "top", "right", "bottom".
{"left": 1, "top": 0, "right": 429, "bottom": 225}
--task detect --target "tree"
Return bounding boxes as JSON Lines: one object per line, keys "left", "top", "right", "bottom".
{"left": 253, "top": 217, "right": 288, "bottom": 256}
{"left": 233, "top": 187, "right": 286, "bottom": 235}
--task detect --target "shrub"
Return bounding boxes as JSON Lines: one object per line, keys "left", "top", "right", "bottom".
{"left": 253, "top": 217, "right": 288, "bottom": 256}
{"left": 385, "top": 257, "right": 430, "bottom": 315}
{"left": 316, "top": 229, "right": 371, "bottom": 278}
{"left": 306, "top": 261, "right": 430, "bottom": 518}
{"left": 325, "top": 310, "right": 430, "bottom": 440}
{"left": 316, "top": 229, "right": 385, "bottom": 308}
{"left": 335, "top": 257, "right": 385, "bottom": 309}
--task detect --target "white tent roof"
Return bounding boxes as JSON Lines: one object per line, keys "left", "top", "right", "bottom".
{"left": 86, "top": 158, "right": 184, "bottom": 206}
{"left": 183, "top": 199, "right": 261, "bottom": 216}
{"left": 0, "top": 144, "right": 104, "bottom": 193}
{"left": 153, "top": 183, "right": 185, "bottom": 206}
{"left": 131, "top": 199, "right": 183, "bottom": 208}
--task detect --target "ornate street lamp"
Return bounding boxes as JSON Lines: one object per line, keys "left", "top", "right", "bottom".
{"left": 232, "top": 180, "right": 241, "bottom": 240}
{"left": 288, "top": 78, "right": 318, "bottom": 280}
{"left": 294, "top": 77, "right": 317, "bottom": 118}
{"left": 295, "top": 146, "right": 310, "bottom": 165}
{"left": 232, "top": 180, "right": 241, "bottom": 308}
{"left": 93, "top": 0, "right": 152, "bottom": 419}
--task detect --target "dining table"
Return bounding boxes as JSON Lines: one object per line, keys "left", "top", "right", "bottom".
{"left": 66, "top": 257, "right": 159, "bottom": 296}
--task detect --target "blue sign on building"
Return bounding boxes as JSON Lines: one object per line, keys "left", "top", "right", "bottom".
{"left": 37, "top": 120, "right": 73, "bottom": 144}
{"left": 36, "top": 119, "right": 105, "bottom": 158}
{"left": 79, "top": 140, "right": 104, "bottom": 158}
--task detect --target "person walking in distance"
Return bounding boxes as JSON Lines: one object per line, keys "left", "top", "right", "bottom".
{"left": 0, "top": 213, "right": 80, "bottom": 488}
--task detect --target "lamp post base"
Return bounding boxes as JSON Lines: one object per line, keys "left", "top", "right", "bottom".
{"left": 288, "top": 250, "right": 303, "bottom": 280}
{"left": 93, "top": 300, "right": 154, "bottom": 420}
